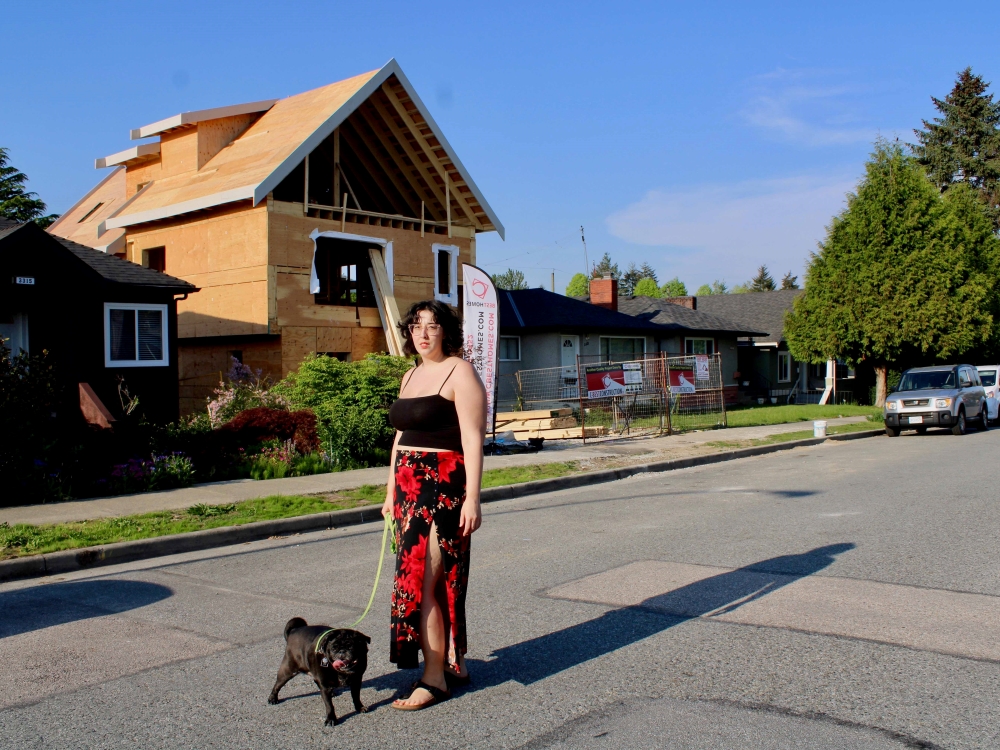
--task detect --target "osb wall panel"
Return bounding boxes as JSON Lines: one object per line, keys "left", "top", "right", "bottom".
{"left": 126, "top": 205, "right": 270, "bottom": 338}
{"left": 352, "top": 327, "right": 388, "bottom": 361}
{"left": 178, "top": 339, "right": 282, "bottom": 415}
{"left": 281, "top": 326, "right": 318, "bottom": 376}
{"left": 159, "top": 128, "right": 199, "bottom": 178}
{"left": 125, "top": 160, "right": 162, "bottom": 198}
{"left": 317, "top": 327, "right": 352, "bottom": 353}
{"left": 275, "top": 270, "right": 359, "bottom": 327}
{"left": 197, "top": 115, "right": 258, "bottom": 169}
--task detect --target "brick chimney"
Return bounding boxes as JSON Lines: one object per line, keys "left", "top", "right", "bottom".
{"left": 663, "top": 296, "right": 697, "bottom": 310}
{"left": 589, "top": 276, "right": 618, "bottom": 311}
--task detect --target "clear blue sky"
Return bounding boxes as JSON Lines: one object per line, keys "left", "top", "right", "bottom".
{"left": 5, "top": 1, "right": 999, "bottom": 292}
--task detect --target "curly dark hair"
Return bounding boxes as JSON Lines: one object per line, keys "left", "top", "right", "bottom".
{"left": 398, "top": 300, "right": 464, "bottom": 357}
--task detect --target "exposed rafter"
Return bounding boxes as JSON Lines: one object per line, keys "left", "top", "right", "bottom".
{"left": 380, "top": 82, "right": 485, "bottom": 229}
{"left": 340, "top": 118, "right": 421, "bottom": 217}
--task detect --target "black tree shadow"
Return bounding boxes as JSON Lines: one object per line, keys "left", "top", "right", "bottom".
{"left": 0, "top": 579, "right": 173, "bottom": 638}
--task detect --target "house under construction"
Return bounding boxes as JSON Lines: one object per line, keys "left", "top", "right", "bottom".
{"left": 50, "top": 60, "right": 503, "bottom": 414}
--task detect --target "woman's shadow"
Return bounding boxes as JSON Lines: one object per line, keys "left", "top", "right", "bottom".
{"left": 458, "top": 542, "right": 854, "bottom": 689}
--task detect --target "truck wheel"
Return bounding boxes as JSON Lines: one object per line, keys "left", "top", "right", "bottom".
{"left": 979, "top": 406, "right": 990, "bottom": 431}
{"left": 952, "top": 409, "right": 966, "bottom": 436}
{"left": 885, "top": 426, "right": 899, "bottom": 437}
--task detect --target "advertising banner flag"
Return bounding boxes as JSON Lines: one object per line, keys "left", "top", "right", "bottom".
{"left": 462, "top": 264, "right": 499, "bottom": 430}
{"left": 668, "top": 368, "right": 696, "bottom": 393}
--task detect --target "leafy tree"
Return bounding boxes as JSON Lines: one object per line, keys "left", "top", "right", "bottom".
{"left": 748, "top": 265, "right": 776, "bottom": 292}
{"left": 0, "top": 147, "right": 59, "bottom": 228}
{"left": 785, "top": 141, "right": 1000, "bottom": 406}
{"left": 491, "top": 268, "right": 528, "bottom": 290}
{"left": 911, "top": 67, "right": 1000, "bottom": 229}
{"left": 633, "top": 277, "right": 661, "bottom": 297}
{"left": 565, "top": 272, "right": 590, "bottom": 297}
{"left": 780, "top": 271, "right": 799, "bottom": 289}
{"left": 590, "top": 252, "right": 620, "bottom": 280}
{"left": 730, "top": 284, "right": 749, "bottom": 294}
{"left": 660, "top": 277, "right": 687, "bottom": 296}
{"left": 695, "top": 280, "right": 728, "bottom": 295}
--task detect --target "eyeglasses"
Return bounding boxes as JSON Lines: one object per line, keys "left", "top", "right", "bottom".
{"left": 408, "top": 324, "right": 442, "bottom": 335}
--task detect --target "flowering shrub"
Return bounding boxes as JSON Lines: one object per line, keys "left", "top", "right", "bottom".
{"left": 220, "top": 407, "right": 320, "bottom": 454}
{"left": 108, "top": 453, "right": 194, "bottom": 494}
{"left": 247, "top": 439, "right": 296, "bottom": 480}
{"left": 207, "top": 358, "right": 287, "bottom": 427}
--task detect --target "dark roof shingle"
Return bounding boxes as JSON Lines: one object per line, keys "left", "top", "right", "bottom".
{"left": 694, "top": 289, "right": 802, "bottom": 342}
{"left": 617, "top": 296, "right": 764, "bottom": 336}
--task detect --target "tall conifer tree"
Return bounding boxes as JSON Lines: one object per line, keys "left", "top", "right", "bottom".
{"left": 911, "top": 68, "right": 1000, "bottom": 230}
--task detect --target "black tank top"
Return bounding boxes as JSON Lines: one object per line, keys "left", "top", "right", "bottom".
{"left": 388, "top": 365, "right": 464, "bottom": 452}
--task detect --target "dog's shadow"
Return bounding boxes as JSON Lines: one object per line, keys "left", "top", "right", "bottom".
{"left": 270, "top": 669, "right": 421, "bottom": 718}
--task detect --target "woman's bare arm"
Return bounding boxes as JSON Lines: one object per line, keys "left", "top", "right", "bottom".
{"left": 382, "top": 367, "right": 417, "bottom": 519}
{"left": 451, "top": 359, "right": 487, "bottom": 535}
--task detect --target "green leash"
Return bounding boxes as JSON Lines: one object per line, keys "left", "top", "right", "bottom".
{"left": 315, "top": 513, "right": 395, "bottom": 653}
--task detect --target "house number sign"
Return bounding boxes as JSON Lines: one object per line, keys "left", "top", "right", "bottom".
{"left": 15, "top": 277, "right": 35, "bottom": 285}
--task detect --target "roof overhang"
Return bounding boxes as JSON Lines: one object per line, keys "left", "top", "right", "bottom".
{"left": 253, "top": 59, "right": 504, "bottom": 239}
{"left": 103, "top": 184, "right": 256, "bottom": 231}
{"left": 95, "top": 143, "right": 161, "bottom": 169}
{"left": 130, "top": 99, "right": 278, "bottom": 140}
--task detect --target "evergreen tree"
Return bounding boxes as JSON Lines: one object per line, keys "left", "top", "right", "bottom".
{"left": 912, "top": 67, "right": 1000, "bottom": 229}
{"left": 786, "top": 141, "right": 1000, "bottom": 406}
{"left": 0, "top": 147, "right": 58, "bottom": 228}
{"left": 748, "top": 265, "right": 776, "bottom": 292}
{"left": 565, "top": 272, "right": 590, "bottom": 297}
{"left": 491, "top": 268, "right": 528, "bottom": 290}
{"left": 660, "top": 277, "right": 687, "bottom": 296}
{"left": 780, "top": 271, "right": 799, "bottom": 290}
{"left": 620, "top": 262, "right": 643, "bottom": 296}
{"left": 639, "top": 262, "right": 658, "bottom": 283}
{"left": 633, "top": 277, "right": 661, "bottom": 297}
{"left": 590, "top": 252, "right": 620, "bottom": 280}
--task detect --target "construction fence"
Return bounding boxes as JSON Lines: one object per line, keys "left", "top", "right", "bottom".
{"left": 495, "top": 353, "right": 727, "bottom": 442}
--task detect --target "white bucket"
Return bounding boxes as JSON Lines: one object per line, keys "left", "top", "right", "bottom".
{"left": 813, "top": 420, "right": 827, "bottom": 438}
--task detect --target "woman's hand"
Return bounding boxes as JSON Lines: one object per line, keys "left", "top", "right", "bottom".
{"left": 459, "top": 499, "right": 482, "bottom": 536}
{"left": 381, "top": 490, "right": 393, "bottom": 520}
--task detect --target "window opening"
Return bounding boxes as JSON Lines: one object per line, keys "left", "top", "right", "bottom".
{"left": 601, "top": 337, "right": 646, "bottom": 362}
{"left": 78, "top": 202, "right": 104, "bottom": 223}
{"left": 144, "top": 247, "right": 166, "bottom": 272}
{"left": 437, "top": 250, "right": 450, "bottom": 295}
{"left": 228, "top": 350, "right": 243, "bottom": 364}
{"left": 499, "top": 336, "right": 520, "bottom": 361}
{"left": 777, "top": 351, "right": 791, "bottom": 382}
{"left": 684, "top": 338, "right": 715, "bottom": 355}
{"left": 105, "top": 303, "right": 168, "bottom": 367}
{"left": 432, "top": 244, "right": 459, "bottom": 305}
{"left": 313, "top": 238, "right": 377, "bottom": 307}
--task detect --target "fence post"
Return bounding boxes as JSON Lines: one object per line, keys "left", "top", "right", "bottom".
{"left": 662, "top": 352, "right": 673, "bottom": 435}
{"left": 717, "top": 352, "right": 728, "bottom": 428}
{"left": 515, "top": 370, "right": 524, "bottom": 412}
{"left": 577, "top": 354, "right": 587, "bottom": 444}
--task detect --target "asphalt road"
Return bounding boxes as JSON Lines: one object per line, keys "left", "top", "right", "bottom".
{"left": 1, "top": 428, "right": 998, "bottom": 749}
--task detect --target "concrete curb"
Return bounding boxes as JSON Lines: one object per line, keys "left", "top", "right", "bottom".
{"left": 0, "top": 427, "right": 883, "bottom": 583}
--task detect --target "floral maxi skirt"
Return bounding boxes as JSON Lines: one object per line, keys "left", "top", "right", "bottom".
{"left": 390, "top": 449, "right": 470, "bottom": 670}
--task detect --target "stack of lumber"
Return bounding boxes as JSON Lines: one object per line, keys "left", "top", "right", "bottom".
{"left": 495, "top": 409, "right": 608, "bottom": 440}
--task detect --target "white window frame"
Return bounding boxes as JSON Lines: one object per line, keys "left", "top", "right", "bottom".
{"left": 499, "top": 335, "right": 521, "bottom": 362}
{"left": 104, "top": 302, "right": 169, "bottom": 367}
{"left": 432, "top": 243, "right": 459, "bottom": 306}
{"left": 777, "top": 351, "right": 791, "bottom": 382}
{"left": 684, "top": 337, "right": 715, "bottom": 356}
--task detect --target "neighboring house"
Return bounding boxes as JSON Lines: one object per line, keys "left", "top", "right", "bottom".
{"left": 692, "top": 289, "right": 853, "bottom": 403}
{"left": 49, "top": 59, "right": 502, "bottom": 414}
{"left": 0, "top": 220, "right": 197, "bottom": 425}
{"left": 498, "top": 280, "right": 758, "bottom": 404}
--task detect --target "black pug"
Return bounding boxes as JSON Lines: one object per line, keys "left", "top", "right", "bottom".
{"left": 268, "top": 617, "right": 370, "bottom": 726}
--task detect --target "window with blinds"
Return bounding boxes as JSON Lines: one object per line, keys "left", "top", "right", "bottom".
{"left": 104, "top": 303, "right": 168, "bottom": 367}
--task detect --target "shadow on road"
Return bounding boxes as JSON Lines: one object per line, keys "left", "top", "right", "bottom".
{"left": 465, "top": 543, "right": 854, "bottom": 687}
{"left": 0, "top": 579, "right": 173, "bottom": 639}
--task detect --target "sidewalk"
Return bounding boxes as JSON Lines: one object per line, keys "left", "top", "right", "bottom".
{"left": 0, "top": 417, "right": 871, "bottom": 526}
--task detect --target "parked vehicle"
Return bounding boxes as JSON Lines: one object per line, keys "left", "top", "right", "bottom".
{"left": 977, "top": 365, "right": 1000, "bottom": 424}
{"left": 883, "top": 365, "right": 988, "bottom": 437}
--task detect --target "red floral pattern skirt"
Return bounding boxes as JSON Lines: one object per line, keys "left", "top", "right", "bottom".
{"left": 390, "top": 449, "right": 470, "bottom": 670}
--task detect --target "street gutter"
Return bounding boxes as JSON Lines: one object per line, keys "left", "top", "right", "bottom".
{"left": 0, "top": 428, "right": 883, "bottom": 583}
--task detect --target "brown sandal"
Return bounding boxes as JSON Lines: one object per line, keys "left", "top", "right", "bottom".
{"left": 391, "top": 681, "right": 451, "bottom": 711}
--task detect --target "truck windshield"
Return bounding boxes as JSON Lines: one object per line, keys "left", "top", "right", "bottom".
{"left": 979, "top": 370, "right": 997, "bottom": 387}
{"left": 897, "top": 371, "right": 956, "bottom": 391}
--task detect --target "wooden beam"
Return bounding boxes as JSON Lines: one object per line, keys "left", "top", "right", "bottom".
{"left": 380, "top": 82, "right": 485, "bottom": 229}
{"left": 366, "top": 94, "right": 447, "bottom": 221}
{"left": 333, "top": 128, "right": 341, "bottom": 207}
{"left": 353, "top": 104, "right": 432, "bottom": 217}
{"left": 368, "top": 248, "right": 405, "bottom": 355}
{"left": 303, "top": 154, "right": 309, "bottom": 214}
{"left": 341, "top": 118, "right": 421, "bottom": 217}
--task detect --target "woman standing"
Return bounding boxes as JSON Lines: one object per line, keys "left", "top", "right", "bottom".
{"left": 384, "top": 300, "right": 486, "bottom": 711}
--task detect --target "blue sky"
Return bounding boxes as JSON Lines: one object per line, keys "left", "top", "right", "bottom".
{"left": 5, "top": 1, "right": 1000, "bottom": 292}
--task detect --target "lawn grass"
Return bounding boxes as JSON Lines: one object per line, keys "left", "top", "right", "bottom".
{"left": 705, "top": 420, "right": 879, "bottom": 449}
{"left": 724, "top": 403, "right": 880, "bottom": 428}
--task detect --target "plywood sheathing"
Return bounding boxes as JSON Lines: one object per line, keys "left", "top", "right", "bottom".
{"left": 47, "top": 167, "right": 128, "bottom": 249}
{"left": 111, "top": 70, "right": 383, "bottom": 221}
{"left": 178, "top": 339, "right": 282, "bottom": 415}
{"left": 126, "top": 203, "right": 270, "bottom": 338}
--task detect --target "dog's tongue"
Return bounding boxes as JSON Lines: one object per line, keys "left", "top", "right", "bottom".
{"left": 331, "top": 659, "right": 347, "bottom": 671}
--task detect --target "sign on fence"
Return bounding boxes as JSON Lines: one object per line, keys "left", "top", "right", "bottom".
{"left": 669, "top": 368, "right": 696, "bottom": 393}
{"left": 695, "top": 355, "right": 710, "bottom": 380}
{"left": 585, "top": 364, "right": 628, "bottom": 398}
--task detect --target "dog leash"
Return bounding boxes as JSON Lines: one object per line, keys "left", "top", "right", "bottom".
{"left": 315, "top": 513, "right": 395, "bottom": 653}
